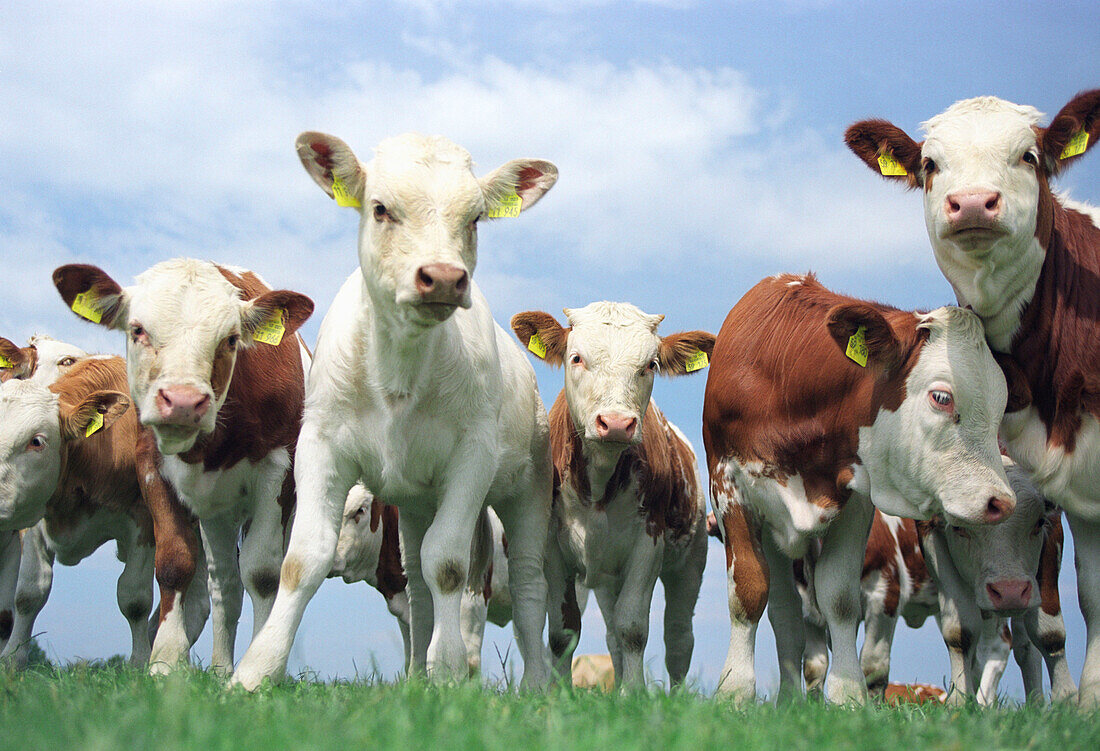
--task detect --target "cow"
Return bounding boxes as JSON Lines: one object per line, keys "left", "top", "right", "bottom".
{"left": 845, "top": 89, "right": 1100, "bottom": 703}
{"left": 229, "top": 132, "right": 558, "bottom": 690}
{"left": 883, "top": 683, "right": 946, "bottom": 705}
{"left": 511, "top": 302, "right": 711, "bottom": 689}
{"left": 571, "top": 654, "right": 615, "bottom": 691}
{"left": 330, "top": 485, "right": 513, "bottom": 675}
{"left": 702, "top": 273, "right": 1015, "bottom": 704}
{"left": 0, "top": 356, "right": 156, "bottom": 667}
{"left": 52, "top": 260, "right": 313, "bottom": 675}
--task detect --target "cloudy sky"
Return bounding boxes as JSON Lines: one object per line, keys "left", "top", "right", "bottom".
{"left": 3, "top": 1, "right": 1098, "bottom": 698}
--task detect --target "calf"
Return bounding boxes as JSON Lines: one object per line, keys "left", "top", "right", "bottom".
{"left": 53, "top": 260, "right": 313, "bottom": 674}
{"left": 703, "top": 273, "right": 1014, "bottom": 703}
{"left": 512, "top": 302, "right": 711, "bottom": 689}
{"left": 330, "top": 486, "right": 512, "bottom": 675}
{"left": 230, "top": 132, "right": 558, "bottom": 689}
{"left": 845, "top": 89, "right": 1100, "bottom": 703}
{"left": 0, "top": 356, "right": 156, "bottom": 667}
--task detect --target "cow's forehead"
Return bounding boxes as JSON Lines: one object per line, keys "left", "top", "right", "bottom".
{"left": 565, "top": 302, "right": 664, "bottom": 357}
{"left": 913, "top": 307, "right": 1002, "bottom": 390}
{"left": 370, "top": 133, "right": 474, "bottom": 179}
{"left": 921, "top": 96, "right": 1043, "bottom": 151}
{"left": 566, "top": 301, "right": 663, "bottom": 333}
{"left": 28, "top": 335, "right": 85, "bottom": 363}
{"left": 0, "top": 379, "right": 56, "bottom": 430}
{"left": 129, "top": 259, "right": 241, "bottom": 327}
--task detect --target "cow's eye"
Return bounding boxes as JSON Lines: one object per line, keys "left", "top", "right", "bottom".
{"left": 130, "top": 325, "right": 149, "bottom": 345}
{"left": 569, "top": 353, "right": 583, "bottom": 367}
{"left": 929, "top": 389, "right": 954, "bottom": 413}
{"left": 1022, "top": 151, "right": 1038, "bottom": 166}
{"left": 58, "top": 357, "right": 76, "bottom": 367}
{"left": 645, "top": 358, "right": 659, "bottom": 374}
{"left": 26, "top": 434, "right": 47, "bottom": 452}
{"left": 373, "top": 203, "right": 389, "bottom": 222}
{"left": 1031, "top": 516, "right": 1047, "bottom": 536}
{"left": 352, "top": 508, "right": 366, "bottom": 524}
{"left": 922, "top": 158, "right": 938, "bottom": 174}
{"left": 950, "top": 525, "right": 972, "bottom": 540}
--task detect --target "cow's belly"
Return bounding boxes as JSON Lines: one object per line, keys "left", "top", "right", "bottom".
{"left": 713, "top": 457, "right": 841, "bottom": 559}
{"left": 1003, "top": 408, "right": 1100, "bottom": 521}
{"left": 161, "top": 448, "right": 290, "bottom": 519}
{"left": 555, "top": 482, "right": 655, "bottom": 590}
{"left": 43, "top": 509, "right": 133, "bottom": 566}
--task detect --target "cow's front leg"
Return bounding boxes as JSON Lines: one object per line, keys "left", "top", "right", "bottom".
{"left": 762, "top": 535, "right": 805, "bottom": 702}
{"left": 921, "top": 524, "right": 981, "bottom": 705}
{"left": 859, "top": 605, "right": 899, "bottom": 698}
{"left": 1010, "top": 616, "right": 1045, "bottom": 702}
{"left": 611, "top": 541, "right": 662, "bottom": 690}
{"left": 0, "top": 531, "right": 21, "bottom": 654}
{"left": 974, "top": 617, "right": 1009, "bottom": 706}
{"left": 240, "top": 471, "right": 289, "bottom": 636}
{"left": 660, "top": 523, "right": 707, "bottom": 688}
{"left": 544, "top": 536, "right": 579, "bottom": 683}
{"left": 115, "top": 527, "right": 155, "bottom": 667}
{"left": 399, "top": 511, "right": 432, "bottom": 675}
{"left": 814, "top": 492, "right": 873, "bottom": 704}
{"left": 1066, "top": 512, "right": 1100, "bottom": 706}
{"left": 714, "top": 501, "right": 768, "bottom": 702}
{"left": 0, "top": 524, "right": 54, "bottom": 669}
{"left": 228, "top": 429, "right": 356, "bottom": 690}
{"left": 200, "top": 513, "right": 244, "bottom": 675}
{"left": 1020, "top": 608, "right": 1076, "bottom": 701}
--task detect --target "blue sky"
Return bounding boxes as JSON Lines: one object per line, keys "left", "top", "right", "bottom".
{"left": 2, "top": 1, "right": 1098, "bottom": 698}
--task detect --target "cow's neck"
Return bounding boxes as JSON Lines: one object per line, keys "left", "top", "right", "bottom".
{"left": 364, "top": 280, "right": 453, "bottom": 399}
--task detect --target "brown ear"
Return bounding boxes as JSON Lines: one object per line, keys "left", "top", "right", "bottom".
{"left": 61, "top": 390, "right": 130, "bottom": 441}
{"left": 657, "top": 331, "right": 716, "bottom": 376}
{"left": 1041, "top": 89, "right": 1100, "bottom": 173}
{"left": 510, "top": 311, "right": 568, "bottom": 366}
{"left": 993, "top": 352, "right": 1032, "bottom": 413}
{"left": 295, "top": 132, "right": 365, "bottom": 208}
{"left": 52, "top": 264, "right": 128, "bottom": 329}
{"left": 825, "top": 303, "right": 902, "bottom": 371}
{"left": 0, "top": 338, "right": 36, "bottom": 381}
{"left": 242, "top": 291, "right": 315, "bottom": 345}
{"left": 844, "top": 119, "right": 923, "bottom": 189}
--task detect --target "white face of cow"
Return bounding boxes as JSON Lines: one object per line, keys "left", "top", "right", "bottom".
{"left": 295, "top": 132, "right": 558, "bottom": 329}
{"left": 0, "top": 380, "right": 63, "bottom": 527}
{"left": 861, "top": 307, "right": 1014, "bottom": 527}
{"left": 944, "top": 459, "right": 1047, "bottom": 615}
{"left": 331, "top": 484, "right": 380, "bottom": 585}
{"left": 27, "top": 336, "right": 87, "bottom": 384}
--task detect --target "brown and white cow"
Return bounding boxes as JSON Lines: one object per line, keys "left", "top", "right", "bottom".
{"left": 231, "top": 133, "right": 557, "bottom": 690}
{"left": 512, "top": 302, "right": 711, "bottom": 689}
{"left": 703, "top": 273, "right": 1014, "bottom": 703}
{"left": 845, "top": 89, "right": 1100, "bottom": 703}
{"left": 0, "top": 356, "right": 158, "bottom": 667}
{"left": 53, "top": 260, "right": 312, "bottom": 675}
{"left": 883, "top": 683, "right": 947, "bottom": 705}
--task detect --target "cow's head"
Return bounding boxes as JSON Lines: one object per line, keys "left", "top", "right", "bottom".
{"left": 0, "top": 374, "right": 129, "bottom": 528}
{"left": 512, "top": 302, "right": 714, "bottom": 456}
{"left": 827, "top": 304, "right": 1014, "bottom": 526}
{"left": 846, "top": 90, "right": 1100, "bottom": 349}
{"left": 296, "top": 131, "right": 557, "bottom": 327}
{"left": 52, "top": 260, "right": 312, "bottom": 455}
{"left": 330, "top": 484, "right": 380, "bottom": 585}
{"left": 0, "top": 335, "right": 87, "bottom": 384}
{"left": 942, "top": 459, "right": 1052, "bottom": 615}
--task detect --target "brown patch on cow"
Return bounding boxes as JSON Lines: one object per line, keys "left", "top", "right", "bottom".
{"left": 720, "top": 505, "right": 769, "bottom": 622}
{"left": 510, "top": 311, "right": 569, "bottom": 367}
{"left": 51, "top": 264, "right": 127, "bottom": 328}
{"left": 0, "top": 339, "right": 36, "bottom": 382}
{"left": 884, "top": 683, "right": 946, "bottom": 705}
{"left": 436, "top": 560, "right": 465, "bottom": 594}
{"left": 482, "top": 561, "right": 493, "bottom": 602}
{"left": 251, "top": 570, "right": 280, "bottom": 599}
{"left": 863, "top": 511, "right": 901, "bottom": 617}
{"left": 1041, "top": 89, "right": 1100, "bottom": 174}
{"left": 1037, "top": 512, "right": 1065, "bottom": 616}
{"left": 1001, "top": 623, "right": 1013, "bottom": 646}
{"left": 657, "top": 330, "right": 716, "bottom": 376}
{"left": 281, "top": 556, "right": 303, "bottom": 592}
{"left": 618, "top": 625, "right": 647, "bottom": 654}
{"left": 942, "top": 625, "right": 973, "bottom": 654}
{"left": 562, "top": 577, "right": 582, "bottom": 635}
{"left": 0, "top": 609, "right": 12, "bottom": 641}
{"left": 369, "top": 499, "right": 383, "bottom": 534}
{"left": 894, "top": 517, "right": 931, "bottom": 597}
{"left": 843, "top": 119, "right": 924, "bottom": 190}
{"left": 375, "top": 504, "right": 407, "bottom": 599}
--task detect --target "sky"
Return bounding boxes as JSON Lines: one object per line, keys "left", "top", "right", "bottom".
{"left": 2, "top": 0, "right": 1099, "bottom": 699}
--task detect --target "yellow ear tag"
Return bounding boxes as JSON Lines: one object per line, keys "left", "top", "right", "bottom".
{"left": 527, "top": 331, "right": 548, "bottom": 358}
{"left": 877, "top": 152, "right": 908, "bottom": 176}
{"left": 684, "top": 349, "right": 709, "bottom": 373}
{"left": 252, "top": 308, "right": 286, "bottom": 346}
{"left": 85, "top": 411, "right": 104, "bottom": 438}
{"left": 1060, "top": 130, "right": 1089, "bottom": 160}
{"left": 0, "top": 353, "right": 13, "bottom": 369}
{"left": 331, "top": 175, "right": 362, "bottom": 208}
{"left": 71, "top": 290, "right": 103, "bottom": 323}
{"left": 846, "top": 325, "right": 869, "bottom": 367}
{"left": 488, "top": 193, "right": 522, "bottom": 219}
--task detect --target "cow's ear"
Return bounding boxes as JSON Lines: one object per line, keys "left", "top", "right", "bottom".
{"left": 61, "top": 390, "right": 130, "bottom": 441}
{"left": 241, "top": 291, "right": 315, "bottom": 346}
{"left": 52, "top": 265, "right": 129, "bottom": 330}
{"left": 825, "top": 303, "right": 902, "bottom": 371}
{"left": 0, "top": 338, "right": 36, "bottom": 381}
{"left": 295, "top": 132, "right": 366, "bottom": 210}
{"left": 511, "top": 311, "right": 568, "bottom": 366}
{"left": 1041, "top": 89, "right": 1100, "bottom": 173}
{"left": 658, "top": 331, "right": 716, "bottom": 377}
{"left": 481, "top": 159, "right": 559, "bottom": 217}
{"left": 844, "top": 119, "right": 923, "bottom": 189}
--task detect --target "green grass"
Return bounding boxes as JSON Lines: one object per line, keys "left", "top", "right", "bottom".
{"left": 1, "top": 663, "right": 1098, "bottom": 751}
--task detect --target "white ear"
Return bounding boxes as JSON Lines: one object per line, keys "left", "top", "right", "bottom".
{"left": 295, "top": 132, "right": 366, "bottom": 207}
{"left": 480, "top": 159, "right": 559, "bottom": 216}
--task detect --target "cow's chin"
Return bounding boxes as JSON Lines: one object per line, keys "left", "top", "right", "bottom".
{"left": 150, "top": 424, "right": 203, "bottom": 455}
{"left": 413, "top": 302, "right": 460, "bottom": 324}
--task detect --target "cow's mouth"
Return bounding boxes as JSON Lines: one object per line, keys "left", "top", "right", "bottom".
{"left": 945, "top": 224, "right": 1009, "bottom": 243}
{"left": 415, "top": 301, "right": 460, "bottom": 322}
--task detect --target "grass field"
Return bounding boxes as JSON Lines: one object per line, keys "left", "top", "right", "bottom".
{"left": 2, "top": 663, "right": 1098, "bottom": 751}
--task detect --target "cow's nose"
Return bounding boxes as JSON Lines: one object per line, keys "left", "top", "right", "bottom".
{"left": 155, "top": 386, "right": 210, "bottom": 425}
{"left": 986, "top": 580, "right": 1033, "bottom": 611}
{"left": 415, "top": 264, "right": 469, "bottom": 305}
{"left": 944, "top": 191, "right": 1002, "bottom": 227}
{"left": 594, "top": 413, "right": 637, "bottom": 442}
{"left": 982, "top": 495, "right": 1015, "bottom": 524}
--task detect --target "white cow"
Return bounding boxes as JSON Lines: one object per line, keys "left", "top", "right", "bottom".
{"left": 231, "top": 132, "right": 558, "bottom": 689}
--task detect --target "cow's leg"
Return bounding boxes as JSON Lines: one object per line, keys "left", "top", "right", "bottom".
{"left": 1011, "top": 616, "right": 1045, "bottom": 702}
{"left": 1021, "top": 607, "right": 1076, "bottom": 701}
{"left": 593, "top": 585, "right": 623, "bottom": 680}
{"left": 803, "top": 619, "right": 829, "bottom": 698}
{"left": 384, "top": 590, "right": 412, "bottom": 674}
{"left": 1066, "top": 513, "right": 1100, "bottom": 705}
{"left": 661, "top": 526, "right": 707, "bottom": 688}
{"left": 544, "top": 537, "right": 579, "bottom": 683}
{"left": 0, "top": 531, "right": 22, "bottom": 654}
{"left": 974, "top": 617, "right": 1009, "bottom": 706}
{"left": 714, "top": 502, "right": 768, "bottom": 701}
{"left": 228, "top": 431, "right": 356, "bottom": 690}
{"left": 860, "top": 607, "right": 898, "bottom": 699}
{"left": 762, "top": 534, "right": 804, "bottom": 701}
{"left": 115, "top": 528, "right": 155, "bottom": 667}
{"left": 921, "top": 524, "right": 981, "bottom": 705}
{"left": 239, "top": 486, "right": 287, "bottom": 636}
{"left": 199, "top": 513, "right": 244, "bottom": 675}
{"left": 610, "top": 543, "right": 661, "bottom": 690}
{"left": 814, "top": 492, "right": 873, "bottom": 704}
{"left": 400, "top": 512, "right": 432, "bottom": 676}
{"left": 460, "top": 589, "right": 488, "bottom": 676}
{"left": 0, "top": 524, "right": 54, "bottom": 668}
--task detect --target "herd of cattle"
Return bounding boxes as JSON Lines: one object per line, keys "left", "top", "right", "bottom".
{"left": 1, "top": 89, "right": 1098, "bottom": 707}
